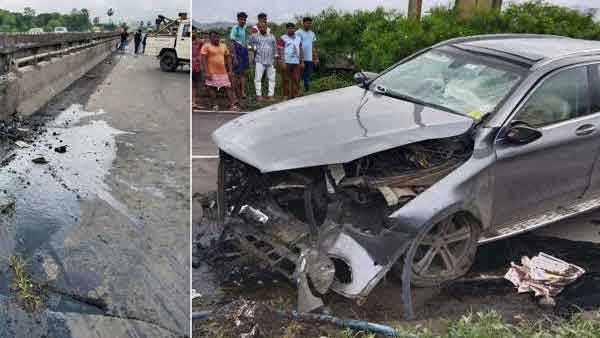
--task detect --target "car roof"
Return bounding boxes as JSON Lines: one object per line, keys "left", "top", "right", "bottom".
{"left": 439, "top": 34, "right": 600, "bottom": 69}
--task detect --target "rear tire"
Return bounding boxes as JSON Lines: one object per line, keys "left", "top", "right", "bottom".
{"left": 160, "top": 51, "right": 178, "bottom": 72}
{"left": 392, "top": 212, "right": 480, "bottom": 287}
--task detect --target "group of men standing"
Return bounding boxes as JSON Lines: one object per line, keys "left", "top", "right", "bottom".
{"left": 119, "top": 28, "right": 149, "bottom": 55}
{"left": 195, "top": 12, "right": 319, "bottom": 110}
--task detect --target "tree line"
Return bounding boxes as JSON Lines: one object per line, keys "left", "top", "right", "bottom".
{"left": 0, "top": 7, "right": 95, "bottom": 32}
{"left": 202, "top": 0, "right": 600, "bottom": 73}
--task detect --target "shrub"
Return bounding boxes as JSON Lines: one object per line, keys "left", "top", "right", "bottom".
{"left": 308, "top": 1, "right": 600, "bottom": 72}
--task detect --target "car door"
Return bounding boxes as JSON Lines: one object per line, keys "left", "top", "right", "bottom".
{"left": 492, "top": 64, "right": 600, "bottom": 226}
{"left": 581, "top": 63, "right": 600, "bottom": 198}
{"left": 177, "top": 22, "right": 191, "bottom": 61}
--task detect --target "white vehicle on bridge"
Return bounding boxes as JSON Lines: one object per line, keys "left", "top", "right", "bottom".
{"left": 54, "top": 27, "right": 68, "bottom": 33}
{"left": 28, "top": 28, "right": 44, "bottom": 34}
{"left": 144, "top": 14, "right": 191, "bottom": 72}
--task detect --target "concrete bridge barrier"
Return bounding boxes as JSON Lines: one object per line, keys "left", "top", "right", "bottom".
{"left": 0, "top": 37, "right": 118, "bottom": 121}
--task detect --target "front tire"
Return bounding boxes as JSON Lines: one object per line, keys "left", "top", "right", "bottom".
{"left": 393, "top": 212, "right": 480, "bottom": 287}
{"left": 160, "top": 51, "right": 178, "bottom": 72}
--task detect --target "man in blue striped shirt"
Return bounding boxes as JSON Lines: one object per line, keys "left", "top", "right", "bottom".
{"left": 249, "top": 22, "right": 278, "bottom": 101}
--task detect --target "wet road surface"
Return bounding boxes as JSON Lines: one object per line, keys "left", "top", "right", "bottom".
{"left": 1, "top": 51, "right": 189, "bottom": 337}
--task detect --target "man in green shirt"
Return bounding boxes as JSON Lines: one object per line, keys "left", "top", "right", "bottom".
{"left": 230, "top": 12, "right": 249, "bottom": 100}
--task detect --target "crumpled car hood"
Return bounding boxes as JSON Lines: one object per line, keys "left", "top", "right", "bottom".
{"left": 213, "top": 86, "right": 474, "bottom": 173}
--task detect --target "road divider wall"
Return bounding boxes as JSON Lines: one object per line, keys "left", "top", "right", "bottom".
{"left": 0, "top": 38, "right": 117, "bottom": 121}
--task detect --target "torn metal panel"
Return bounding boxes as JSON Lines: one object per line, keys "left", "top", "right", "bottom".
{"left": 214, "top": 127, "right": 485, "bottom": 320}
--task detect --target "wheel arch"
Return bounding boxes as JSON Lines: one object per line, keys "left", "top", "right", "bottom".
{"left": 159, "top": 48, "right": 177, "bottom": 57}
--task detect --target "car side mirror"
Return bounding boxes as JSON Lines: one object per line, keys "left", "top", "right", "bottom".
{"left": 353, "top": 71, "right": 378, "bottom": 84}
{"left": 505, "top": 123, "right": 542, "bottom": 145}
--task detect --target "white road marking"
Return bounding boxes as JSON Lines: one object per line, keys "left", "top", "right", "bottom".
{"left": 192, "top": 155, "right": 219, "bottom": 159}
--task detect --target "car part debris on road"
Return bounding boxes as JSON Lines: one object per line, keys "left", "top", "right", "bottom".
{"left": 504, "top": 252, "right": 585, "bottom": 303}
{"left": 31, "top": 156, "right": 48, "bottom": 164}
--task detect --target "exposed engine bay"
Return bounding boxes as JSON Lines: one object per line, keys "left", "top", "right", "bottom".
{"left": 217, "top": 135, "right": 474, "bottom": 312}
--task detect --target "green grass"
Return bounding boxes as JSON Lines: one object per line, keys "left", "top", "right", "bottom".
{"left": 333, "top": 311, "right": 600, "bottom": 338}
{"left": 9, "top": 255, "right": 43, "bottom": 312}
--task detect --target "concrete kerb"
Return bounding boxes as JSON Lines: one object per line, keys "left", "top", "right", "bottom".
{"left": 0, "top": 38, "right": 118, "bottom": 121}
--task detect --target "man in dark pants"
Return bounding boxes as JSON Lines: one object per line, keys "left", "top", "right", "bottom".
{"left": 119, "top": 28, "right": 128, "bottom": 52}
{"left": 134, "top": 29, "right": 142, "bottom": 54}
{"left": 142, "top": 31, "right": 151, "bottom": 54}
{"left": 230, "top": 12, "right": 249, "bottom": 99}
{"left": 278, "top": 22, "right": 303, "bottom": 99}
{"left": 296, "top": 17, "right": 319, "bottom": 92}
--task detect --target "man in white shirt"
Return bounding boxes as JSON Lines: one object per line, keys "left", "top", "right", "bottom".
{"left": 251, "top": 13, "right": 271, "bottom": 35}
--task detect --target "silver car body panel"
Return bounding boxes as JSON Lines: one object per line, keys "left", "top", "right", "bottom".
{"left": 213, "top": 86, "right": 473, "bottom": 173}
{"left": 213, "top": 35, "right": 600, "bottom": 317}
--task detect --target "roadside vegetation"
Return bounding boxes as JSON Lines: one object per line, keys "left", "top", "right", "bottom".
{"left": 0, "top": 7, "right": 116, "bottom": 32}
{"left": 9, "top": 255, "right": 43, "bottom": 312}
{"left": 194, "top": 309, "right": 600, "bottom": 338}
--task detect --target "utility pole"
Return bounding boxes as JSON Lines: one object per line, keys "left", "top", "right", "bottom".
{"left": 408, "top": 0, "right": 423, "bottom": 21}
{"left": 455, "top": 0, "right": 499, "bottom": 20}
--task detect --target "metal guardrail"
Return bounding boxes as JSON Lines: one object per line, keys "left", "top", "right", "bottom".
{"left": 0, "top": 32, "right": 120, "bottom": 49}
{"left": 10, "top": 38, "right": 115, "bottom": 70}
{"left": 0, "top": 32, "right": 120, "bottom": 75}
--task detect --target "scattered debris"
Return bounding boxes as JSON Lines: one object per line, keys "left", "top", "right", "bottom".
{"left": 54, "top": 145, "right": 67, "bottom": 153}
{"left": 14, "top": 140, "right": 30, "bottom": 148}
{"left": 0, "top": 196, "right": 16, "bottom": 214}
{"left": 0, "top": 152, "right": 16, "bottom": 167}
{"left": 32, "top": 157, "right": 48, "bottom": 164}
{"left": 504, "top": 252, "right": 585, "bottom": 302}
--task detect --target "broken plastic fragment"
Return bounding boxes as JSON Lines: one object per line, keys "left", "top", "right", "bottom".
{"left": 239, "top": 205, "right": 269, "bottom": 224}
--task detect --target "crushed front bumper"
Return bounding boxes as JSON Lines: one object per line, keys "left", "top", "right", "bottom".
{"left": 222, "top": 201, "right": 414, "bottom": 313}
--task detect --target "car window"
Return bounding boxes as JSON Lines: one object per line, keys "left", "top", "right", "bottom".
{"left": 593, "top": 65, "right": 600, "bottom": 113}
{"left": 516, "top": 66, "right": 590, "bottom": 127}
{"left": 371, "top": 48, "right": 523, "bottom": 117}
{"left": 182, "top": 24, "right": 190, "bottom": 37}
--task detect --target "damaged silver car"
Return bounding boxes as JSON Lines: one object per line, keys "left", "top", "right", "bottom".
{"left": 212, "top": 34, "right": 600, "bottom": 318}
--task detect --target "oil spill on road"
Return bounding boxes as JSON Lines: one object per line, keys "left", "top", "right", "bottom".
{"left": 0, "top": 104, "right": 138, "bottom": 314}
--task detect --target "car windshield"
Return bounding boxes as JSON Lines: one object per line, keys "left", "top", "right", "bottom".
{"left": 371, "top": 48, "right": 524, "bottom": 117}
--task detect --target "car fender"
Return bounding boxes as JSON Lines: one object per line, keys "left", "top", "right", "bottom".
{"left": 388, "top": 127, "right": 498, "bottom": 235}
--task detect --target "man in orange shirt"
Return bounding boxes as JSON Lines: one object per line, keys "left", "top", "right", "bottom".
{"left": 200, "top": 31, "right": 238, "bottom": 111}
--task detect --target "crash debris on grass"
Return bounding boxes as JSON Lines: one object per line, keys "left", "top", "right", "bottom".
{"left": 505, "top": 252, "right": 585, "bottom": 305}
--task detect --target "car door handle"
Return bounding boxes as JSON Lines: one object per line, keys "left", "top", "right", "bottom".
{"left": 575, "top": 124, "right": 596, "bottom": 136}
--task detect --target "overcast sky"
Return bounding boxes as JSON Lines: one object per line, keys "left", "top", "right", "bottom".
{"left": 2, "top": 0, "right": 189, "bottom": 24}
{"left": 193, "top": 0, "right": 598, "bottom": 23}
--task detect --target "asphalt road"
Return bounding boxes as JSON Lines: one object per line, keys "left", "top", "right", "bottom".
{"left": 192, "top": 111, "right": 238, "bottom": 157}
{"left": 1, "top": 51, "right": 190, "bottom": 337}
